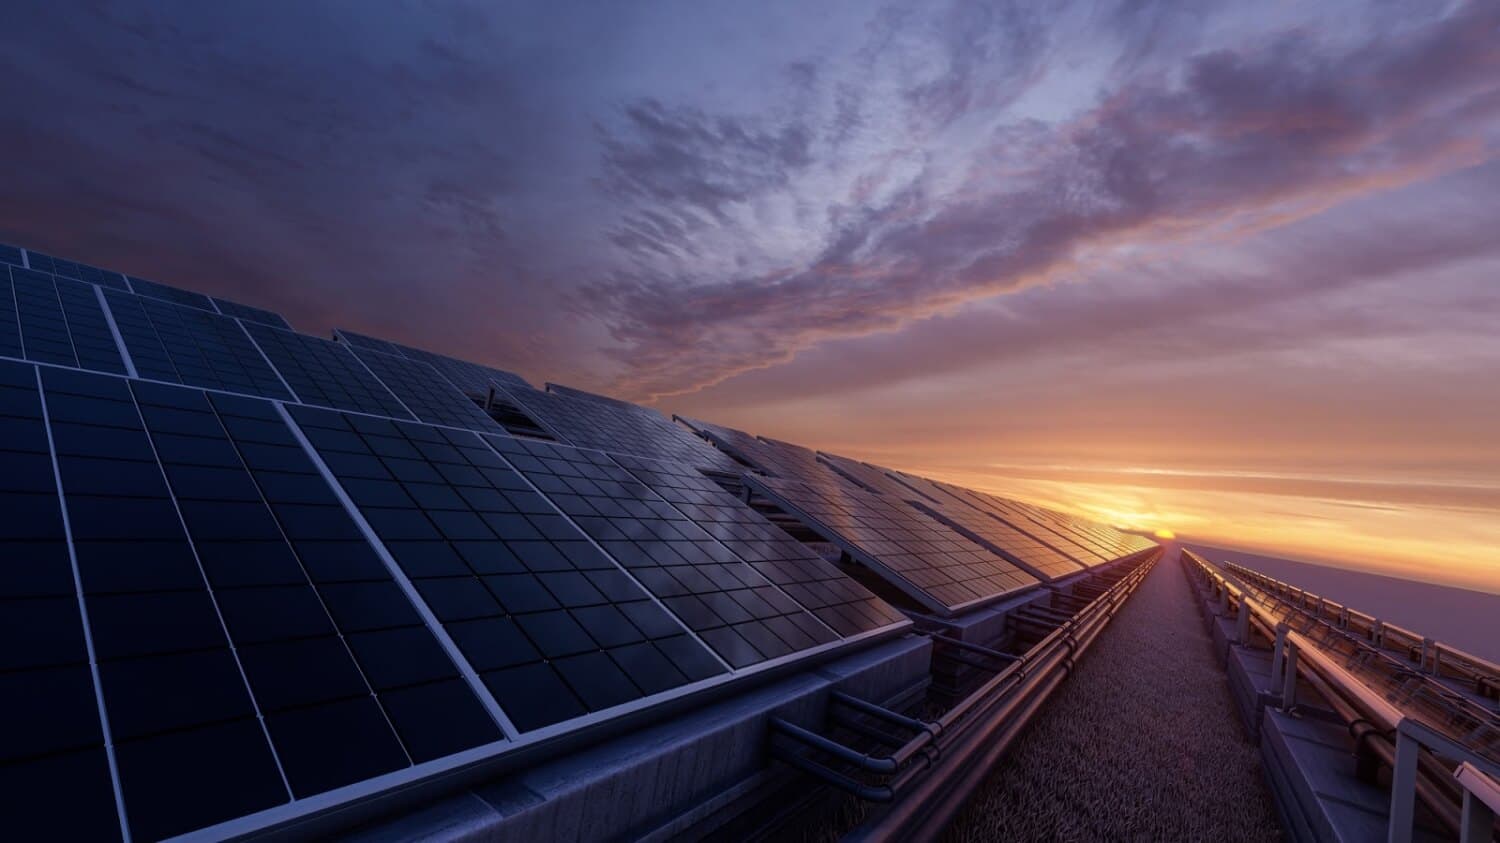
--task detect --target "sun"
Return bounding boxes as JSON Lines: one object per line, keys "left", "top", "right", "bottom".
{"left": 1154, "top": 528, "right": 1177, "bottom": 540}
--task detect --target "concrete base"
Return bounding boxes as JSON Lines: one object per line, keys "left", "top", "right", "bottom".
{"left": 344, "top": 634, "right": 933, "bottom": 843}
{"left": 1226, "top": 645, "right": 1278, "bottom": 741}
{"left": 1259, "top": 706, "right": 1450, "bottom": 843}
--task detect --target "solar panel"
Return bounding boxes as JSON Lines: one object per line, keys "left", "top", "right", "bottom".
{"left": 678, "top": 417, "right": 832, "bottom": 480}
{"left": 503, "top": 384, "right": 741, "bottom": 473}
{"left": 335, "top": 329, "right": 407, "bottom": 358}
{"left": 211, "top": 296, "right": 293, "bottom": 330}
{"left": 487, "top": 436, "right": 861, "bottom": 666}
{"left": 818, "top": 451, "right": 940, "bottom": 501}
{"left": 2, "top": 267, "right": 127, "bottom": 374}
{"left": 978, "top": 496, "right": 1111, "bottom": 565}
{"left": 243, "top": 323, "right": 413, "bottom": 419}
{"left": 0, "top": 360, "right": 122, "bottom": 841}
{"left": 103, "top": 290, "right": 293, "bottom": 400}
{"left": 349, "top": 345, "right": 507, "bottom": 434}
{"left": 910, "top": 499, "right": 1085, "bottom": 582}
{"left": 9, "top": 248, "right": 131, "bottom": 290}
{"left": 743, "top": 473, "right": 1040, "bottom": 615}
{"left": 333, "top": 330, "right": 531, "bottom": 397}
{"left": 608, "top": 451, "right": 907, "bottom": 637}
{"left": 126, "top": 276, "right": 217, "bottom": 312}
{"left": 287, "top": 406, "right": 729, "bottom": 732}
{"left": 32, "top": 367, "right": 503, "bottom": 840}
{"left": 936, "top": 487, "right": 1109, "bottom": 567}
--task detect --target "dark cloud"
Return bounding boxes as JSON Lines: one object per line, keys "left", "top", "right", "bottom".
{"left": 588, "top": 0, "right": 1500, "bottom": 400}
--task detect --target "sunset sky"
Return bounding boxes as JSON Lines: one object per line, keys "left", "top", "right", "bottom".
{"left": 2, "top": 2, "right": 1497, "bottom": 592}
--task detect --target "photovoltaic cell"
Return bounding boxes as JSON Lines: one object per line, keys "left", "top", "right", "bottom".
{"left": 0, "top": 360, "right": 122, "bottom": 841}
{"left": 0, "top": 241, "right": 24, "bottom": 267}
{"left": 212, "top": 296, "right": 293, "bottom": 330}
{"left": 103, "top": 290, "right": 292, "bottom": 399}
{"left": 609, "top": 451, "right": 907, "bottom": 638}
{"left": 288, "top": 406, "right": 729, "bottom": 732}
{"left": 350, "top": 346, "right": 506, "bottom": 434}
{"left": 126, "top": 276, "right": 217, "bottom": 312}
{"left": 743, "top": 472, "right": 1040, "bottom": 615}
{"left": 243, "top": 323, "right": 413, "bottom": 419}
{"left": 503, "top": 384, "right": 740, "bottom": 473}
{"left": 2, "top": 267, "right": 127, "bottom": 374}
{"left": 38, "top": 368, "right": 500, "bottom": 839}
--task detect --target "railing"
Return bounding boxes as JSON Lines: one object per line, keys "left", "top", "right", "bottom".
{"left": 767, "top": 547, "right": 1161, "bottom": 842}
{"left": 1221, "top": 560, "right": 1500, "bottom": 704}
{"left": 1455, "top": 762, "right": 1500, "bottom": 842}
{"left": 1184, "top": 550, "right": 1500, "bottom": 841}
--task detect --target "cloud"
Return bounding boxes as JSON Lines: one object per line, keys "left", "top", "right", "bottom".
{"left": 587, "top": 0, "right": 1500, "bottom": 401}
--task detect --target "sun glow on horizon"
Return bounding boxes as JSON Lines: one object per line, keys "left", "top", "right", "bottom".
{"left": 1154, "top": 528, "right": 1177, "bottom": 539}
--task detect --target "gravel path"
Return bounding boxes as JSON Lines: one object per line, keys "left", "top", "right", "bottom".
{"left": 943, "top": 550, "right": 1284, "bottom": 842}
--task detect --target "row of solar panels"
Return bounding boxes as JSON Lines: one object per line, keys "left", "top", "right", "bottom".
{"left": 0, "top": 239, "right": 1151, "bottom": 841}
{"left": 675, "top": 418, "right": 1155, "bottom": 614}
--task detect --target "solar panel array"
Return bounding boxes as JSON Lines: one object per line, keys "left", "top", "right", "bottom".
{"left": 0, "top": 235, "right": 1155, "bottom": 840}
{"left": 610, "top": 451, "right": 906, "bottom": 637}
{"left": 335, "top": 329, "right": 531, "bottom": 396}
{"left": 743, "top": 472, "right": 1040, "bottom": 615}
{"left": 818, "top": 451, "right": 941, "bottom": 501}
{"left": 346, "top": 346, "right": 507, "bottom": 434}
{"left": 244, "top": 323, "right": 413, "bottom": 419}
{"left": 678, "top": 417, "right": 832, "bottom": 480}
{"left": 910, "top": 499, "right": 1086, "bottom": 582}
{"left": 104, "top": 290, "right": 294, "bottom": 399}
{"left": 488, "top": 437, "right": 856, "bottom": 667}
{"left": 503, "top": 383, "right": 741, "bottom": 473}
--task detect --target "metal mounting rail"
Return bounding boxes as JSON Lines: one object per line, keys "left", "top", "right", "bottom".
{"left": 1183, "top": 550, "right": 1500, "bottom": 841}
{"left": 766, "top": 546, "right": 1161, "bottom": 842}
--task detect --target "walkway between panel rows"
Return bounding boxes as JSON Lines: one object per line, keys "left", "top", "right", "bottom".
{"left": 944, "top": 548, "right": 1284, "bottom": 842}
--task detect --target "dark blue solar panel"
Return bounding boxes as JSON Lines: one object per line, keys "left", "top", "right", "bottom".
{"left": 103, "top": 290, "right": 292, "bottom": 399}
{"left": 334, "top": 329, "right": 406, "bottom": 357}
{"left": 0, "top": 360, "right": 122, "bottom": 841}
{"left": 126, "top": 276, "right": 217, "bottom": 311}
{"left": 36, "top": 368, "right": 502, "bottom": 839}
{"left": 212, "top": 296, "right": 292, "bottom": 330}
{"left": 0, "top": 242, "right": 24, "bottom": 267}
{"left": 349, "top": 346, "right": 506, "bottom": 434}
{"left": 2, "top": 267, "right": 126, "bottom": 374}
{"left": 9, "top": 267, "right": 78, "bottom": 367}
{"left": 55, "top": 279, "right": 127, "bottom": 375}
{"left": 503, "top": 384, "right": 741, "bottom": 472}
{"left": 486, "top": 437, "right": 847, "bottom": 667}
{"left": 243, "top": 324, "right": 413, "bottom": 419}
{"left": 289, "top": 405, "right": 727, "bottom": 732}
{"left": 609, "top": 451, "right": 906, "bottom": 638}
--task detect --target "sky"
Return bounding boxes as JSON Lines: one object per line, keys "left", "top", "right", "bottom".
{"left": 1, "top": 1, "right": 1497, "bottom": 593}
